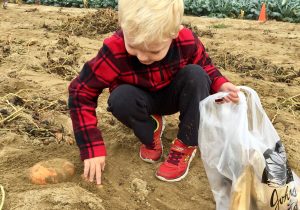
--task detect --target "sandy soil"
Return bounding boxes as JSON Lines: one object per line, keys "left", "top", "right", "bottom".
{"left": 0, "top": 4, "right": 299, "bottom": 210}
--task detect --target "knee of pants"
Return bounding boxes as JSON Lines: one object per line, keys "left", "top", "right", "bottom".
{"left": 178, "top": 64, "right": 211, "bottom": 89}
{"left": 107, "top": 85, "right": 148, "bottom": 119}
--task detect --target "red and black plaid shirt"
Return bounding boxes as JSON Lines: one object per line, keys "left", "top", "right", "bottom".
{"left": 69, "top": 27, "right": 229, "bottom": 160}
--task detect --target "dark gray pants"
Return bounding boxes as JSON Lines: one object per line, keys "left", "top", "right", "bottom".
{"left": 107, "top": 64, "right": 211, "bottom": 146}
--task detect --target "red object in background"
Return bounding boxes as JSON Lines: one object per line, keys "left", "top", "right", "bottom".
{"left": 258, "top": 3, "right": 267, "bottom": 22}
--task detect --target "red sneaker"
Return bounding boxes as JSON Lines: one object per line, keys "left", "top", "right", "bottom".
{"left": 156, "top": 139, "right": 197, "bottom": 182}
{"left": 139, "top": 115, "right": 165, "bottom": 163}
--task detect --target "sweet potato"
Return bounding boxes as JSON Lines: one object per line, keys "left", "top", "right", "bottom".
{"left": 28, "top": 158, "right": 75, "bottom": 185}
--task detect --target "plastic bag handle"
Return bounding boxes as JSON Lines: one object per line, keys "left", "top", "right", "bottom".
{"left": 200, "top": 92, "right": 230, "bottom": 105}
{"left": 237, "top": 86, "right": 274, "bottom": 134}
{"left": 238, "top": 86, "right": 264, "bottom": 111}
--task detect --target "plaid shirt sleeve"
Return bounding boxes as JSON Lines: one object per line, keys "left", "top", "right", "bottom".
{"left": 68, "top": 42, "right": 120, "bottom": 161}
{"left": 190, "top": 33, "right": 229, "bottom": 93}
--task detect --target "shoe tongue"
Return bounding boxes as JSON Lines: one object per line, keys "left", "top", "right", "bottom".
{"left": 171, "top": 139, "right": 186, "bottom": 152}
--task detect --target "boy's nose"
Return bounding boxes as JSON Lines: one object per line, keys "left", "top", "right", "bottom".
{"left": 137, "top": 53, "right": 149, "bottom": 63}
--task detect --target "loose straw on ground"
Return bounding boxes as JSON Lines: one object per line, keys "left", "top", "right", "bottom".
{"left": 0, "top": 108, "right": 24, "bottom": 126}
{"left": 0, "top": 185, "right": 5, "bottom": 210}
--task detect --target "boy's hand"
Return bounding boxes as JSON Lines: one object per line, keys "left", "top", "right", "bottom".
{"left": 83, "top": 156, "right": 106, "bottom": 185}
{"left": 218, "top": 82, "right": 239, "bottom": 104}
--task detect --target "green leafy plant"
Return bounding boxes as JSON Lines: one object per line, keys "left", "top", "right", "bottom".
{"left": 24, "top": 0, "right": 300, "bottom": 23}
{"left": 268, "top": 0, "right": 300, "bottom": 22}
{"left": 184, "top": 0, "right": 300, "bottom": 22}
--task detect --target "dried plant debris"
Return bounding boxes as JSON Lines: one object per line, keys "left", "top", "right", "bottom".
{"left": 25, "top": 8, "right": 39, "bottom": 12}
{"left": 54, "top": 8, "right": 119, "bottom": 37}
{"left": 211, "top": 51, "right": 300, "bottom": 84}
{"left": 0, "top": 90, "right": 74, "bottom": 145}
{"left": 0, "top": 40, "right": 11, "bottom": 61}
{"left": 42, "top": 36, "right": 81, "bottom": 80}
{"left": 182, "top": 22, "right": 214, "bottom": 38}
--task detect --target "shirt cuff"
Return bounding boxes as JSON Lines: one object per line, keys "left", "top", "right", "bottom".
{"left": 79, "top": 143, "right": 107, "bottom": 161}
{"left": 211, "top": 76, "right": 229, "bottom": 93}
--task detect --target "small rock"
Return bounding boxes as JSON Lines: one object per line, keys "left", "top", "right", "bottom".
{"left": 191, "top": 195, "right": 198, "bottom": 201}
{"left": 42, "top": 139, "right": 50, "bottom": 145}
{"left": 131, "top": 178, "right": 149, "bottom": 201}
{"left": 7, "top": 71, "right": 17, "bottom": 78}
{"left": 27, "top": 40, "right": 38, "bottom": 46}
{"left": 32, "top": 138, "right": 42, "bottom": 146}
{"left": 131, "top": 178, "right": 148, "bottom": 192}
{"left": 96, "top": 184, "right": 104, "bottom": 189}
{"left": 65, "top": 136, "right": 75, "bottom": 145}
{"left": 57, "top": 99, "right": 67, "bottom": 106}
{"left": 55, "top": 132, "right": 63, "bottom": 143}
{"left": 3, "top": 45, "right": 10, "bottom": 55}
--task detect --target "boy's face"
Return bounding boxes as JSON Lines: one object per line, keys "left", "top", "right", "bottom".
{"left": 124, "top": 32, "right": 172, "bottom": 65}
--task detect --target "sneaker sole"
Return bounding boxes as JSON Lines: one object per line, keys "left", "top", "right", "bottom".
{"left": 139, "top": 154, "right": 161, "bottom": 163}
{"left": 155, "top": 148, "right": 197, "bottom": 182}
{"left": 139, "top": 116, "right": 165, "bottom": 164}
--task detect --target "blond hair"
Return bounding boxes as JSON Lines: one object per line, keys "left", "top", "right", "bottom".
{"left": 118, "top": 0, "right": 184, "bottom": 47}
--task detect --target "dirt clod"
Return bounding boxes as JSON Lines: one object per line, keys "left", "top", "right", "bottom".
{"left": 131, "top": 178, "right": 149, "bottom": 201}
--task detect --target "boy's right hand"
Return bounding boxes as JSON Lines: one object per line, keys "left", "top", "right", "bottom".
{"left": 83, "top": 156, "right": 106, "bottom": 185}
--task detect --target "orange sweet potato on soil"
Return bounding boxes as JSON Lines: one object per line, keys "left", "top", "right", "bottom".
{"left": 28, "top": 158, "right": 75, "bottom": 185}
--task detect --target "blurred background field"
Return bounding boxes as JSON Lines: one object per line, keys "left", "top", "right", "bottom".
{"left": 14, "top": 0, "right": 300, "bottom": 23}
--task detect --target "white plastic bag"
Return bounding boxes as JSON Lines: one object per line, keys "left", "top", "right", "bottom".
{"left": 198, "top": 86, "right": 299, "bottom": 210}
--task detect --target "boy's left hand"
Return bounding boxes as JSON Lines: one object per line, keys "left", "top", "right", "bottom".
{"left": 218, "top": 82, "right": 239, "bottom": 104}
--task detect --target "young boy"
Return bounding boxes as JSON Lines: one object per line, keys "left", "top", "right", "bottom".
{"left": 68, "top": 0, "right": 239, "bottom": 185}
